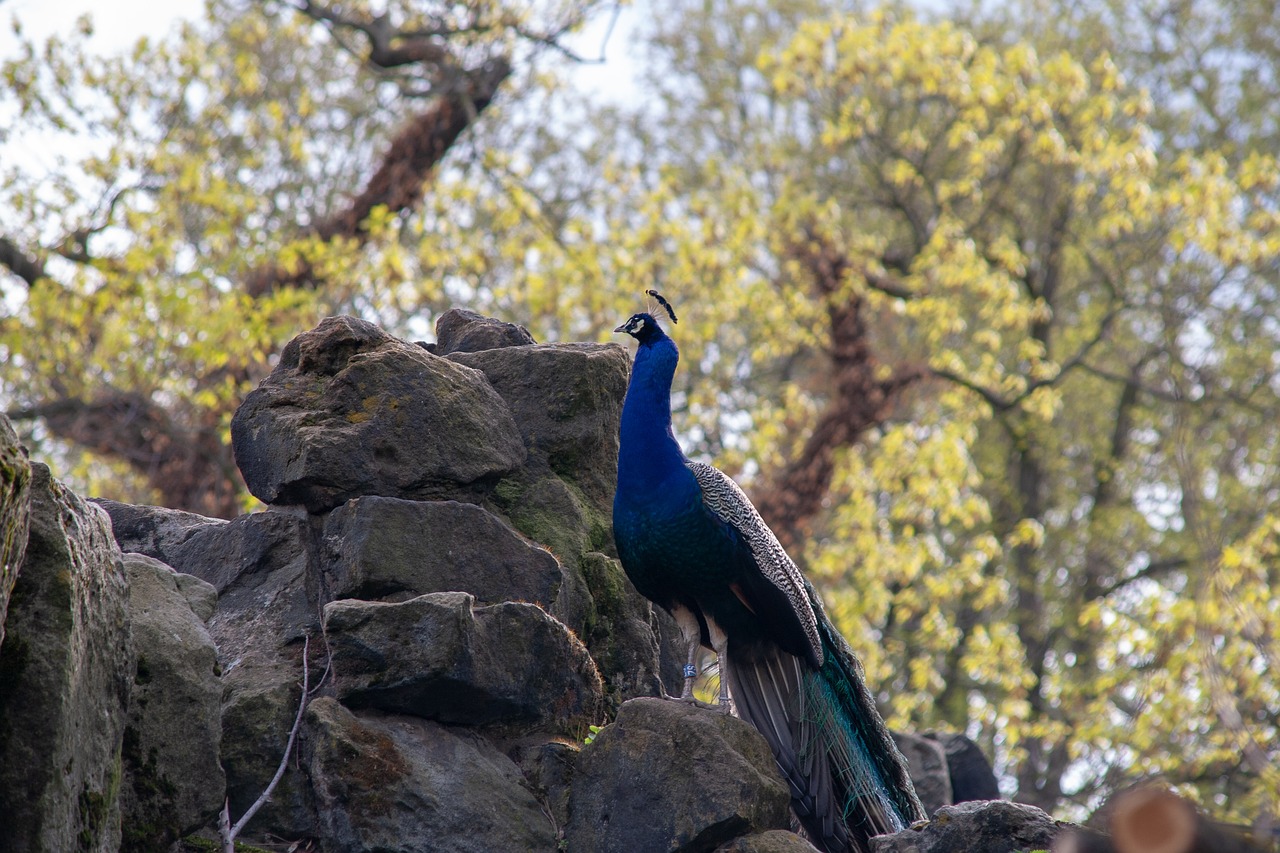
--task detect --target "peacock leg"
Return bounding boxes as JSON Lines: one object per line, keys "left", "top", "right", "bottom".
{"left": 706, "top": 615, "right": 733, "bottom": 713}
{"left": 671, "top": 602, "right": 701, "bottom": 701}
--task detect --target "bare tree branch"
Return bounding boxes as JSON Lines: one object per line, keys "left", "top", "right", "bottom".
{"left": 0, "top": 235, "right": 46, "bottom": 287}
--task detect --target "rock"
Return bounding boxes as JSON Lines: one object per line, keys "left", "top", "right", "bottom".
{"left": 716, "top": 830, "right": 821, "bottom": 852}
{"left": 119, "top": 554, "right": 224, "bottom": 852}
{"left": 565, "top": 697, "right": 792, "bottom": 852}
{"left": 925, "top": 732, "right": 1001, "bottom": 802}
{"left": 0, "top": 463, "right": 133, "bottom": 853}
{"left": 870, "top": 800, "right": 1063, "bottom": 853}
{"left": 893, "top": 731, "right": 952, "bottom": 817}
{"left": 303, "top": 697, "right": 556, "bottom": 852}
{"left": 516, "top": 740, "right": 579, "bottom": 833}
{"left": 434, "top": 306, "right": 537, "bottom": 355}
{"left": 322, "top": 496, "right": 561, "bottom": 606}
{"left": 325, "top": 591, "right": 604, "bottom": 735}
{"left": 195, "top": 511, "right": 318, "bottom": 837}
{"left": 0, "top": 414, "right": 30, "bottom": 650}
{"left": 449, "top": 342, "right": 629, "bottom": 508}
{"left": 94, "top": 499, "right": 227, "bottom": 572}
{"left": 231, "top": 315, "right": 526, "bottom": 512}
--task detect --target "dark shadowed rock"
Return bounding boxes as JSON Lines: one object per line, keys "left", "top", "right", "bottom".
{"left": 198, "top": 511, "right": 318, "bottom": 837}
{"left": 434, "top": 306, "right": 537, "bottom": 355}
{"left": 303, "top": 697, "right": 556, "bottom": 852}
{"left": 0, "top": 414, "right": 30, "bottom": 651}
{"left": 0, "top": 464, "right": 132, "bottom": 853}
{"left": 94, "top": 499, "right": 227, "bottom": 571}
{"left": 325, "top": 591, "right": 604, "bottom": 735}
{"left": 716, "top": 830, "right": 822, "bottom": 852}
{"left": 565, "top": 698, "right": 792, "bottom": 853}
{"left": 925, "top": 732, "right": 1002, "bottom": 803}
{"left": 119, "top": 554, "right": 224, "bottom": 852}
{"left": 450, "top": 341, "right": 629, "bottom": 508}
{"left": 893, "top": 731, "right": 953, "bottom": 817}
{"left": 870, "top": 800, "right": 1063, "bottom": 853}
{"left": 231, "top": 315, "right": 526, "bottom": 512}
{"left": 516, "top": 740, "right": 579, "bottom": 833}
{"left": 322, "top": 496, "right": 561, "bottom": 606}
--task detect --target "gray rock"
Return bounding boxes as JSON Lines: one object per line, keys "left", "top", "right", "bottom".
{"left": 325, "top": 591, "right": 604, "bottom": 735}
{"left": 0, "top": 414, "right": 30, "bottom": 651}
{"left": 565, "top": 697, "right": 792, "bottom": 852}
{"left": 716, "top": 830, "right": 821, "bottom": 852}
{"left": 893, "top": 731, "right": 953, "bottom": 817}
{"left": 94, "top": 499, "right": 227, "bottom": 571}
{"left": 450, "top": 341, "right": 628, "bottom": 508}
{"left": 434, "top": 306, "right": 537, "bottom": 355}
{"left": 925, "top": 732, "right": 1001, "bottom": 802}
{"left": 303, "top": 697, "right": 556, "bottom": 852}
{"left": 119, "top": 554, "right": 224, "bottom": 852}
{"left": 231, "top": 315, "right": 526, "bottom": 512}
{"left": 0, "top": 463, "right": 133, "bottom": 853}
{"left": 516, "top": 740, "right": 578, "bottom": 834}
{"left": 197, "top": 511, "right": 318, "bottom": 838}
{"left": 870, "top": 800, "right": 1063, "bottom": 853}
{"left": 322, "top": 496, "right": 561, "bottom": 606}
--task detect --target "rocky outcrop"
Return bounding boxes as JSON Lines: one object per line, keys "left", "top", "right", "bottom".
{"left": 0, "top": 463, "right": 133, "bottom": 853}
{"left": 8, "top": 312, "right": 1024, "bottom": 852}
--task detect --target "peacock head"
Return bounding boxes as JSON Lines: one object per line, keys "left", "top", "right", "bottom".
{"left": 615, "top": 290, "right": 678, "bottom": 344}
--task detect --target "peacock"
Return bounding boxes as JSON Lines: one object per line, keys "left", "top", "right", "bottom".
{"left": 611, "top": 292, "right": 925, "bottom": 853}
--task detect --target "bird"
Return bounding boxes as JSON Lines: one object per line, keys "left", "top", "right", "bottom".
{"left": 611, "top": 291, "right": 925, "bottom": 853}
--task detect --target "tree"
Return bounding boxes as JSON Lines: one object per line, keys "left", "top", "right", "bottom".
{"left": 0, "top": 0, "right": 593, "bottom": 515}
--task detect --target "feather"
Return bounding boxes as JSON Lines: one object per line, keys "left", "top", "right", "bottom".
{"left": 612, "top": 309, "right": 925, "bottom": 853}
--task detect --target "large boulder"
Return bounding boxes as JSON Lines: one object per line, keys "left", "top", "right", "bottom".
{"left": 870, "top": 800, "right": 1063, "bottom": 853}
{"left": 566, "top": 698, "right": 793, "bottom": 852}
{"left": 303, "top": 697, "right": 557, "bottom": 852}
{"left": 231, "top": 315, "right": 526, "bottom": 512}
{"left": 0, "top": 463, "right": 133, "bottom": 853}
{"left": 0, "top": 414, "right": 30, "bottom": 650}
{"left": 325, "top": 591, "right": 604, "bottom": 736}
{"left": 449, "top": 341, "right": 629, "bottom": 508}
{"left": 119, "top": 554, "right": 224, "bottom": 852}
{"left": 322, "top": 496, "right": 561, "bottom": 606}
{"left": 432, "top": 307, "right": 537, "bottom": 355}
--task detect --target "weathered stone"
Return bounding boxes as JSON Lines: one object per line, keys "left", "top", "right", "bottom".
{"left": 195, "top": 510, "right": 318, "bottom": 838}
{"left": 325, "top": 591, "right": 604, "bottom": 734}
{"left": 565, "top": 698, "right": 792, "bottom": 853}
{"left": 119, "top": 554, "right": 224, "bottom": 853}
{"left": 231, "top": 315, "right": 526, "bottom": 512}
{"left": 516, "top": 740, "right": 579, "bottom": 834}
{"left": 0, "top": 463, "right": 133, "bottom": 853}
{"left": 870, "top": 800, "right": 1063, "bottom": 853}
{"left": 450, "top": 341, "right": 629, "bottom": 508}
{"left": 893, "top": 731, "right": 952, "bottom": 817}
{"left": 0, "top": 414, "right": 30, "bottom": 651}
{"left": 303, "top": 697, "right": 556, "bottom": 852}
{"left": 434, "top": 306, "right": 537, "bottom": 355}
{"left": 322, "top": 496, "right": 561, "bottom": 606}
{"left": 94, "top": 499, "right": 227, "bottom": 572}
{"left": 715, "top": 830, "right": 822, "bottom": 852}
{"left": 925, "top": 732, "right": 1001, "bottom": 803}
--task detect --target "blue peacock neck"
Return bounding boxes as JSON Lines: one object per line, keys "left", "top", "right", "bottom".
{"left": 618, "top": 332, "right": 689, "bottom": 493}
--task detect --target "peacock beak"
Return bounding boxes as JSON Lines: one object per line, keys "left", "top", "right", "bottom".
{"left": 613, "top": 322, "right": 629, "bottom": 333}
